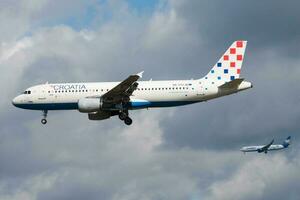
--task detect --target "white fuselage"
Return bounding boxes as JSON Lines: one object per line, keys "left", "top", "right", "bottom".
{"left": 12, "top": 79, "right": 252, "bottom": 111}
{"left": 240, "top": 144, "right": 286, "bottom": 152}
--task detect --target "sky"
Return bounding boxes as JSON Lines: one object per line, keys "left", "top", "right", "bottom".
{"left": 1, "top": 0, "right": 300, "bottom": 199}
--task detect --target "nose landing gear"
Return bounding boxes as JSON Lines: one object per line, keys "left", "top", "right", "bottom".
{"left": 41, "top": 110, "right": 48, "bottom": 125}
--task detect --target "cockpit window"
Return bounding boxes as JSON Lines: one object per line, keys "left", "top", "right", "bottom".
{"left": 23, "top": 91, "right": 31, "bottom": 94}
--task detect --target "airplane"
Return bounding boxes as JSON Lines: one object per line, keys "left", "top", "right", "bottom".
{"left": 12, "top": 40, "right": 252, "bottom": 126}
{"left": 240, "top": 136, "right": 291, "bottom": 154}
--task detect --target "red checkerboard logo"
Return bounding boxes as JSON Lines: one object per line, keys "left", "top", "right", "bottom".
{"left": 223, "top": 55, "right": 229, "bottom": 60}
{"left": 230, "top": 62, "right": 235, "bottom": 67}
{"left": 230, "top": 48, "right": 236, "bottom": 54}
{"left": 236, "top": 41, "right": 243, "bottom": 48}
{"left": 237, "top": 69, "right": 241, "bottom": 74}
{"left": 237, "top": 55, "right": 243, "bottom": 61}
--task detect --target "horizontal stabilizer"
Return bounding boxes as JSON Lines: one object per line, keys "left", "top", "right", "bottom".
{"left": 218, "top": 78, "right": 244, "bottom": 89}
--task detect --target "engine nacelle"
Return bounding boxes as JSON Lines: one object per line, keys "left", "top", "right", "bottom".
{"left": 78, "top": 98, "right": 102, "bottom": 113}
{"left": 88, "top": 111, "right": 111, "bottom": 120}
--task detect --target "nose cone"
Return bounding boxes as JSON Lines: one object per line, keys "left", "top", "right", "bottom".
{"left": 12, "top": 96, "right": 21, "bottom": 107}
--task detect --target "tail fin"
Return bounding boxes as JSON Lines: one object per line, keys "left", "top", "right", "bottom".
{"left": 282, "top": 136, "right": 291, "bottom": 148}
{"left": 204, "top": 41, "right": 247, "bottom": 84}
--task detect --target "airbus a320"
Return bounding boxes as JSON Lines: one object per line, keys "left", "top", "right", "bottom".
{"left": 12, "top": 41, "right": 252, "bottom": 125}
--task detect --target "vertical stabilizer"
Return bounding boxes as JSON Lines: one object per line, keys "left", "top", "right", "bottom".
{"left": 282, "top": 136, "right": 291, "bottom": 148}
{"left": 204, "top": 41, "right": 247, "bottom": 84}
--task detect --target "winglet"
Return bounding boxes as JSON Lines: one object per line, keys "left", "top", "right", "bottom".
{"left": 137, "top": 71, "right": 144, "bottom": 78}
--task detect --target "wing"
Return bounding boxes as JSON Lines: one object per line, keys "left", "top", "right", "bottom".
{"left": 101, "top": 71, "right": 144, "bottom": 104}
{"left": 259, "top": 139, "right": 274, "bottom": 152}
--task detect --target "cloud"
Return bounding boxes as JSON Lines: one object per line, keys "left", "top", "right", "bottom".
{"left": 207, "top": 155, "right": 300, "bottom": 200}
{"left": 1, "top": 0, "right": 300, "bottom": 200}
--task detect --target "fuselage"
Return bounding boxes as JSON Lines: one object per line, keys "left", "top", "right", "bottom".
{"left": 240, "top": 144, "right": 286, "bottom": 152}
{"left": 12, "top": 41, "right": 252, "bottom": 125}
{"left": 12, "top": 79, "right": 252, "bottom": 111}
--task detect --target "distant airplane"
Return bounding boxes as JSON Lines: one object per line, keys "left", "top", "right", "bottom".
{"left": 12, "top": 41, "right": 252, "bottom": 125}
{"left": 240, "top": 136, "right": 291, "bottom": 154}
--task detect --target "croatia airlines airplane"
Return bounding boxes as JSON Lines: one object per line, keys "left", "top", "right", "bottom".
{"left": 240, "top": 136, "right": 291, "bottom": 154}
{"left": 12, "top": 41, "right": 252, "bottom": 125}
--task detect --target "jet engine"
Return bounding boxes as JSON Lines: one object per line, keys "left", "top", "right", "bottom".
{"left": 78, "top": 98, "right": 102, "bottom": 113}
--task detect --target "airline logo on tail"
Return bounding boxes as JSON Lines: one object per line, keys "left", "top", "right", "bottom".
{"left": 206, "top": 41, "right": 247, "bottom": 84}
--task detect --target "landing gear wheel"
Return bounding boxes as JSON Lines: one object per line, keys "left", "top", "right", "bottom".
{"left": 41, "top": 110, "right": 48, "bottom": 125}
{"left": 124, "top": 117, "right": 132, "bottom": 126}
{"left": 119, "top": 112, "right": 127, "bottom": 121}
{"left": 41, "top": 119, "right": 47, "bottom": 124}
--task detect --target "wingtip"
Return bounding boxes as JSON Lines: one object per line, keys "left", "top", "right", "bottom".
{"left": 137, "top": 71, "right": 144, "bottom": 78}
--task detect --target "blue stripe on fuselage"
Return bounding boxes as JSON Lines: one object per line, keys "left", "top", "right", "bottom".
{"left": 14, "top": 103, "right": 78, "bottom": 110}
{"left": 14, "top": 101, "right": 199, "bottom": 110}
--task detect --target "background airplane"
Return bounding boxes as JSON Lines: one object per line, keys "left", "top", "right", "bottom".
{"left": 240, "top": 136, "right": 291, "bottom": 154}
{"left": 12, "top": 41, "right": 252, "bottom": 125}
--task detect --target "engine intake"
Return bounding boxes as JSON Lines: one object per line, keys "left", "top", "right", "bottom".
{"left": 78, "top": 98, "right": 102, "bottom": 113}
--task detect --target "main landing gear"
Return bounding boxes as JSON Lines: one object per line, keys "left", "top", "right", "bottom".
{"left": 41, "top": 110, "right": 48, "bottom": 125}
{"left": 118, "top": 110, "right": 132, "bottom": 126}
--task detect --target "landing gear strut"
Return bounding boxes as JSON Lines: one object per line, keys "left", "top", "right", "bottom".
{"left": 41, "top": 110, "right": 48, "bottom": 124}
{"left": 118, "top": 110, "right": 132, "bottom": 126}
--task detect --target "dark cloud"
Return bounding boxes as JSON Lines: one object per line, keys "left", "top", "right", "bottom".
{"left": 170, "top": 0, "right": 300, "bottom": 50}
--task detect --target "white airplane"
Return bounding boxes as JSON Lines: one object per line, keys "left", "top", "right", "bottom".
{"left": 240, "top": 136, "right": 291, "bottom": 154}
{"left": 12, "top": 41, "right": 252, "bottom": 125}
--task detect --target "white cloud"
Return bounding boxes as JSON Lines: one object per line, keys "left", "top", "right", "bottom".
{"left": 1, "top": 0, "right": 300, "bottom": 200}
{"left": 207, "top": 155, "right": 300, "bottom": 200}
